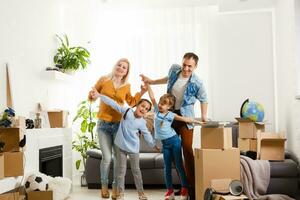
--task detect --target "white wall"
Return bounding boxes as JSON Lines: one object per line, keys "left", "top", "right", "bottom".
{"left": 274, "top": 0, "right": 300, "bottom": 160}
{"left": 209, "top": 0, "right": 300, "bottom": 160}
{"left": 0, "top": 0, "right": 100, "bottom": 117}
{"left": 210, "top": 10, "right": 276, "bottom": 130}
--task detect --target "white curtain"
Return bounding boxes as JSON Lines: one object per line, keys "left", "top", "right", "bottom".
{"left": 80, "top": 5, "right": 216, "bottom": 118}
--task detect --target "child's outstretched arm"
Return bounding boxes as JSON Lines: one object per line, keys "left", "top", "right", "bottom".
{"left": 100, "top": 95, "right": 127, "bottom": 114}
{"left": 139, "top": 122, "right": 157, "bottom": 149}
{"left": 147, "top": 84, "right": 157, "bottom": 107}
{"left": 174, "top": 114, "right": 204, "bottom": 125}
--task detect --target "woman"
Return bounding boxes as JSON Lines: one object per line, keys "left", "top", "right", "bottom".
{"left": 89, "top": 58, "right": 146, "bottom": 199}
{"left": 140, "top": 52, "right": 208, "bottom": 200}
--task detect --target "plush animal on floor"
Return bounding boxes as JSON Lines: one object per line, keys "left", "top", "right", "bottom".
{"left": 25, "top": 172, "right": 72, "bottom": 200}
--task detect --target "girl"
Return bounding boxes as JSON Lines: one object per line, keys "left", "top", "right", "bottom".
{"left": 88, "top": 58, "right": 145, "bottom": 199}
{"left": 99, "top": 94, "right": 159, "bottom": 200}
{"left": 147, "top": 84, "right": 202, "bottom": 200}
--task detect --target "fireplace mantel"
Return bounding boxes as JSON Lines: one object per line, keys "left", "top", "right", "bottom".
{"left": 0, "top": 128, "right": 72, "bottom": 194}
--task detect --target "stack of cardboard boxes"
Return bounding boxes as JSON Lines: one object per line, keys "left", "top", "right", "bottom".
{"left": 195, "top": 125, "right": 242, "bottom": 200}
{"left": 0, "top": 124, "right": 25, "bottom": 200}
{"left": 237, "top": 118, "right": 286, "bottom": 161}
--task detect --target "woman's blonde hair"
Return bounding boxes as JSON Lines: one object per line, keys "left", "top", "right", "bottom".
{"left": 107, "top": 58, "right": 130, "bottom": 86}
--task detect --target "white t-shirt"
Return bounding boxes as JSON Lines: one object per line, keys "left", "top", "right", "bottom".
{"left": 171, "top": 74, "right": 189, "bottom": 110}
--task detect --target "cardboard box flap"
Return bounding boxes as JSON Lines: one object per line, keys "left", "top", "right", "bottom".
{"left": 261, "top": 138, "right": 286, "bottom": 142}
{"left": 235, "top": 118, "right": 267, "bottom": 125}
{"left": 258, "top": 132, "right": 285, "bottom": 139}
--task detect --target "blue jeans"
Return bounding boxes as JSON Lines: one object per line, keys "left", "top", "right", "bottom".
{"left": 162, "top": 135, "right": 188, "bottom": 189}
{"left": 97, "top": 120, "right": 120, "bottom": 187}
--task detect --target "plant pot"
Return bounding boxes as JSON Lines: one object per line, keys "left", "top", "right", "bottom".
{"left": 62, "top": 69, "right": 76, "bottom": 75}
{"left": 81, "top": 173, "right": 87, "bottom": 187}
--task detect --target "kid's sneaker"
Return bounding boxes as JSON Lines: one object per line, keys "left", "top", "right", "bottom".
{"left": 165, "top": 189, "right": 175, "bottom": 200}
{"left": 138, "top": 191, "right": 148, "bottom": 200}
{"left": 180, "top": 187, "right": 189, "bottom": 200}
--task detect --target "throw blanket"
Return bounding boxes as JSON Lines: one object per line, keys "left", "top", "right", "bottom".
{"left": 240, "top": 155, "right": 294, "bottom": 200}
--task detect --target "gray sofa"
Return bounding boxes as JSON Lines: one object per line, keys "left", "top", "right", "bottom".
{"left": 85, "top": 134, "right": 180, "bottom": 189}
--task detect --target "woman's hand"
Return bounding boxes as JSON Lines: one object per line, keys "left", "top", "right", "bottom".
{"left": 89, "top": 87, "right": 100, "bottom": 100}
{"left": 140, "top": 74, "right": 153, "bottom": 84}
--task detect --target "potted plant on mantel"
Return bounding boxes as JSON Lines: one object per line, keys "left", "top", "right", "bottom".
{"left": 53, "top": 34, "right": 90, "bottom": 74}
{"left": 72, "top": 100, "right": 99, "bottom": 187}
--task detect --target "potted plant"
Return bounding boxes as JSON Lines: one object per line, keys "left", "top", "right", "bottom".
{"left": 72, "top": 100, "right": 99, "bottom": 186}
{"left": 53, "top": 34, "right": 90, "bottom": 73}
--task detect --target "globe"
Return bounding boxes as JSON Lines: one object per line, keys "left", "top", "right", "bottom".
{"left": 241, "top": 99, "right": 265, "bottom": 122}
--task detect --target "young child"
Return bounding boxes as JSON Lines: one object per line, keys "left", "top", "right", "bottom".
{"left": 147, "top": 84, "right": 202, "bottom": 200}
{"left": 99, "top": 94, "right": 159, "bottom": 200}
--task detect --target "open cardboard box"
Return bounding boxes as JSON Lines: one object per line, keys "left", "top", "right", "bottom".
{"left": 238, "top": 138, "right": 257, "bottom": 152}
{"left": 0, "top": 128, "right": 21, "bottom": 152}
{"left": 201, "top": 127, "right": 232, "bottom": 149}
{"left": 47, "top": 110, "right": 68, "bottom": 128}
{"left": 195, "top": 148, "right": 240, "bottom": 200}
{"left": 236, "top": 118, "right": 265, "bottom": 139}
{"left": 27, "top": 191, "right": 53, "bottom": 200}
{"left": 257, "top": 131, "right": 286, "bottom": 161}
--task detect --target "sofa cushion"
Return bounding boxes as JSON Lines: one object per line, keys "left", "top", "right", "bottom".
{"left": 87, "top": 149, "right": 102, "bottom": 159}
{"left": 139, "top": 153, "right": 160, "bottom": 169}
{"left": 270, "top": 159, "right": 299, "bottom": 177}
{"left": 139, "top": 133, "right": 162, "bottom": 153}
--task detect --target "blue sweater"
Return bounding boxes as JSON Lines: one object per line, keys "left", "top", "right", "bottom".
{"left": 100, "top": 95, "right": 156, "bottom": 153}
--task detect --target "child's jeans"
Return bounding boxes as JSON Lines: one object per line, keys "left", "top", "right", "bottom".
{"left": 162, "top": 135, "right": 188, "bottom": 189}
{"left": 115, "top": 147, "right": 144, "bottom": 193}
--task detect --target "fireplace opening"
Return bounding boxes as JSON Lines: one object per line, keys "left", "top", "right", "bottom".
{"left": 39, "top": 145, "right": 63, "bottom": 177}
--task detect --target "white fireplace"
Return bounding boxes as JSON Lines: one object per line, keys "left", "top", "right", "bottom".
{"left": 0, "top": 128, "right": 72, "bottom": 194}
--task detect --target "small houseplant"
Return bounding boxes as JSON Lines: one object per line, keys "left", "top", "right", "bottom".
{"left": 53, "top": 34, "right": 90, "bottom": 73}
{"left": 72, "top": 100, "right": 99, "bottom": 186}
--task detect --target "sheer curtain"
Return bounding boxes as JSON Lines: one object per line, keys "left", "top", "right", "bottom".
{"left": 84, "top": 5, "right": 216, "bottom": 117}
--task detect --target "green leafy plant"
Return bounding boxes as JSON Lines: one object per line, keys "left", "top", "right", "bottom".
{"left": 54, "top": 34, "right": 90, "bottom": 72}
{"left": 72, "top": 100, "right": 99, "bottom": 171}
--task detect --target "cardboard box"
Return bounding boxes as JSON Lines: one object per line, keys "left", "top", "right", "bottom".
{"left": 238, "top": 138, "right": 257, "bottom": 152}
{"left": 257, "top": 132, "right": 286, "bottom": 161}
{"left": 0, "top": 128, "right": 21, "bottom": 152}
{"left": 214, "top": 194, "right": 248, "bottom": 200}
{"left": 0, "top": 151, "right": 24, "bottom": 179}
{"left": 210, "top": 179, "right": 232, "bottom": 193}
{"left": 201, "top": 127, "right": 232, "bottom": 149}
{"left": 27, "top": 191, "right": 53, "bottom": 200}
{"left": 0, "top": 192, "right": 19, "bottom": 200}
{"left": 195, "top": 148, "right": 240, "bottom": 200}
{"left": 236, "top": 118, "right": 265, "bottom": 139}
{"left": 47, "top": 110, "right": 68, "bottom": 128}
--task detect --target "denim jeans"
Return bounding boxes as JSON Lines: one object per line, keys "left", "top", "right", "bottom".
{"left": 97, "top": 119, "right": 120, "bottom": 187}
{"left": 162, "top": 135, "right": 188, "bottom": 189}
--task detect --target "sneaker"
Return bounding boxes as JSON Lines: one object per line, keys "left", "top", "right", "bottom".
{"left": 116, "top": 192, "right": 124, "bottom": 200}
{"left": 111, "top": 187, "right": 118, "bottom": 200}
{"left": 165, "top": 189, "right": 175, "bottom": 200}
{"left": 100, "top": 186, "right": 110, "bottom": 198}
{"left": 138, "top": 191, "right": 148, "bottom": 200}
{"left": 180, "top": 187, "right": 189, "bottom": 200}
